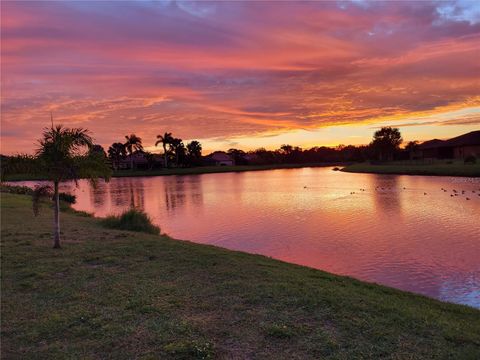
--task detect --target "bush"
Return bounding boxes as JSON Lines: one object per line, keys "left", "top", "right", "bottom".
{"left": 1, "top": 184, "right": 76, "bottom": 203}
{"left": 58, "top": 192, "right": 76, "bottom": 204}
{"left": 0, "top": 184, "right": 33, "bottom": 195}
{"left": 464, "top": 155, "right": 476, "bottom": 164}
{"left": 101, "top": 208, "right": 160, "bottom": 234}
{"left": 164, "top": 340, "right": 214, "bottom": 359}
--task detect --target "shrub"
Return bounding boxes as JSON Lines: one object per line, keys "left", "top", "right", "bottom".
{"left": 0, "top": 184, "right": 33, "bottom": 195}
{"left": 264, "top": 323, "right": 295, "bottom": 338}
{"left": 101, "top": 208, "right": 160, "bottom": 235}
{"left": 164, "top": 340, "right": 214, "bottom": 359}
{"left": 0, "top": 184, "right": 76, "bottom": 203}
{"left": 464, "top": 155, "right": 476, "bottom": 164}
{"left": 58, "top": 192, "right": 76, "bottom": 204}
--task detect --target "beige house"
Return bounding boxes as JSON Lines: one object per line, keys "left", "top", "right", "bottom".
{"left": 204, "top": 151, "right": 235, "bottom": 166}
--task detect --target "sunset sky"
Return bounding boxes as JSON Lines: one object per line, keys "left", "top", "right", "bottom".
{"left": 1, "top": 0, "right": 480, "bottom": 155}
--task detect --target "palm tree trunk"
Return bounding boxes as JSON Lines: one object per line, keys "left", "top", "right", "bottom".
{"left": 53, "top": 181, "right": 61, "bottom": 249}
{"left": 163, "top": 144, "right": 168, "bottom": 168}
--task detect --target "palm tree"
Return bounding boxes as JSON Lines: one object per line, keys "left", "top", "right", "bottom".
{"left": 187, "top": 141, "right": 202, "bottom": 162}
{"left": 169, "top": 138, "right": 185, "bottom": 167}
{"left": 35, "top": 125, "right": 111, "bottom": 248}
{"left": 124, "top": 134, "right": 143, "bottom": 169}
{"left": 108, "top": 142, "right": 127, "bottom": 170}
{"left": 155, "top": 132, "right": 174, "bottom": 168}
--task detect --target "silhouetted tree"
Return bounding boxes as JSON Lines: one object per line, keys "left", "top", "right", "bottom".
{"left": 405, "top": 140, "right": 420, "bottom": 160}
{"left": 370, "top": 127, "right": 403, "bottom": 161}
{"left": 108, "top": 142, "right": 126, "bottom": 170}
{"left": 143, "top": 151, "right": 156, "bottom": 170}
{"left": 155, "top": 132, "right": 174, "bottom": 168}
{"left": 124, "top": 134, "right": 143, "bottom": 169}
{"left": 227, "top": 148, "right": 247, "bottom": 165}
{"left": 280, "top": 144, "right": 293, "bottom": 155}
{"left": 89, "top": 144, "right": 107, "bottom": 158}
{"left": 169, "top": 138, "right": 185, "bottom": 167}
{"left": 187, "top": 141, "right": 202, "bottom": 166}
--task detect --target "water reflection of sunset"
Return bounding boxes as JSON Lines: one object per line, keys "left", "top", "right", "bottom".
{"left": 17, "top": 168, "right": 480, "bottom": 307}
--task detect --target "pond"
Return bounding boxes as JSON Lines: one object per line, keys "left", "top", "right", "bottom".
{"left": 17, "top": 167, "right": 480, "bottom": 307}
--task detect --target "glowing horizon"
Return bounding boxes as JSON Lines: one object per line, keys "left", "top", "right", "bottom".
{"left": 1, "top": 1, "right": 480, "bottom": 155}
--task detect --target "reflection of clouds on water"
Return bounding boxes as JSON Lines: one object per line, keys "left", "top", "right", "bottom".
{"left": 438, "top": 274, "right": 480, "bottom": 308}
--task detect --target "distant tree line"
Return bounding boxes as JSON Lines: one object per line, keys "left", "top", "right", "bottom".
{"left": 106, "top": 132, "right": 203, "bottom": 170}
{"left": 227, "top": 127, "right": 409, "bottom": 165}
{"left": 2, "top": 127, "right": 412, "bottom": 175}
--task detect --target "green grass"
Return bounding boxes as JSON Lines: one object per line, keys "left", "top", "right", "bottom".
{"left": 101, "top": 208, "right": 160, "bottom": 235}
{"left": 4, "top": 163, "right": 340, "bottom": 181}
{"left": 1, "top": 193, "right": 479, "bottom": 359}
{"left": 342, "top": 160, "right": 480, "bottom": 177}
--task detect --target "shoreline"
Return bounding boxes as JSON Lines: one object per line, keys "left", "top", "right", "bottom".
{"left": 6, "top": 160, "right": 480, "bottom": 182}
{"left": 342, "top": 161, "right": 480, "bottom": 177}
{"left": 3, "top": 162, "right": 344, "bottom": 182}
{"left": 1, "top": 192, "right": 479, "bottom": 358}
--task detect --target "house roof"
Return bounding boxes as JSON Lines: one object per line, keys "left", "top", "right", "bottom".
{"left": 444, "top": 130, "right": 480, "bottom": 147}
{"left": 419, "top": 131, "right": 480, "bottom": 149}
{"left": 419, "top": 139, "right": 445, "bottom": 149}
{"left": 206, "top": 151, "right": 233, "bottom": 162}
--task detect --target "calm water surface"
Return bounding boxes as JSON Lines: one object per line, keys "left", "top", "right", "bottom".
{"left": 18, "top": 168, "right": 480, "bottom": 307}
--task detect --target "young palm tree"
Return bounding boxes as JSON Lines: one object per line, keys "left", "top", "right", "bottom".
{"left": 124, "top": 134, "right": 143, "bottom": 169}
{"left": 155, "top": 132, "right": 174, "bottom": 168}
{"left": 35, "top": 125, "right": 111, "bottom": 248}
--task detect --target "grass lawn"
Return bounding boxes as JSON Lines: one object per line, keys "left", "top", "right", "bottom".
{"left": 1, "top": 193, "right": 479, "bottom": 359}
{"left": 342, "top": 161, "right": 480, "bottom": 177}
{"left": 4, "top": 163, "right": 339, "bottom": 181}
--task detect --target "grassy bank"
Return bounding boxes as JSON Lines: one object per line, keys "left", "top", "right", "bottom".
{"left": 342, "top": 161, "right": 480, "bottom": 177}
{"left": 1, "top": 193, "right": 479, "bottom": 359}
{"left": 4, "top": 163, "right": 339, "bottom": 181}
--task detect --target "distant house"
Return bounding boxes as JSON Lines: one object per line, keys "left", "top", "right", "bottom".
{"left": 118, "top": 152, "right": 164, "bottom": 169}
{"left": 419, "top": 131, "right": 480, "bottom": 160}
{"left": 204, "top": 151, "right": 235, "bottom": 166}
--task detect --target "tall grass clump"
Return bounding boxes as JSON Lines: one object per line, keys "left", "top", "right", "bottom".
{"left": 101, "top": 208, "right": 160, "bottom": 235}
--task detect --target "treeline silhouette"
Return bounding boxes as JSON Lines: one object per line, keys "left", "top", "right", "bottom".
{"left": 2, "top": 127, "right": 411, "bottom": 173}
